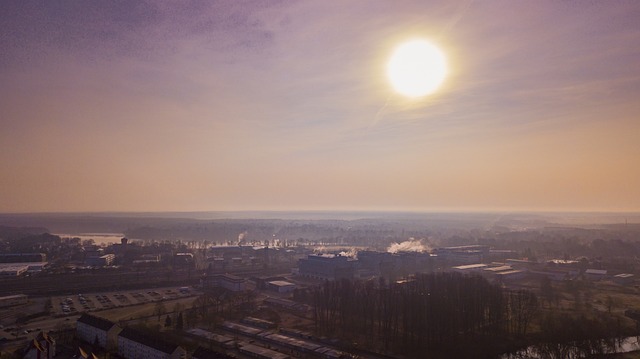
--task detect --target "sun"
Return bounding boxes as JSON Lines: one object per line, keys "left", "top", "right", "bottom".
{"left": 387, "top": 39, "right": 447, "bottom": 98}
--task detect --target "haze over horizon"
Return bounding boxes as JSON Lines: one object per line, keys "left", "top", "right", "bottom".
{"left": 2, "top": 1, "right": 639, "bottom": 213}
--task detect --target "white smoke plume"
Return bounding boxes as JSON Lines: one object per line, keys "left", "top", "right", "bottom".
{"left": 338, "top": 248, "right": 358, "bottom": 259}
{"left": 237, "top": 231, "right": 248, "bottom": 244}
{"left": 313, "top": 246, "right": 326, "bottom": 253}
{"left": 387, "top": 238, "right": 428, "bottom": 254}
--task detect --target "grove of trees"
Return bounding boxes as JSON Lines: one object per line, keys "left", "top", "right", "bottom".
{"left": 312, "top": 272, "right": 538, "bottom": 357}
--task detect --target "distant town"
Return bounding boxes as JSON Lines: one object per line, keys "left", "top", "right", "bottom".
{"left": 1, "top": 212, "right": 640, "bottom": 358}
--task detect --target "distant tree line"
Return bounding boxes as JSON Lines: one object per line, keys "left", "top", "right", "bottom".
{"left": 312, "top": 273, "right": 538, "bottom": 357}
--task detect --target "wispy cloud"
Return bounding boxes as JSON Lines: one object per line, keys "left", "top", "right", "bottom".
{"left": 1, "top": 0, "right": 639, "bottom": 212}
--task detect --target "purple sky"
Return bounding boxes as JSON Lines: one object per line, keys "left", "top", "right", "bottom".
{"left": 1, "top": 1, "right": 639, "bottom": 213}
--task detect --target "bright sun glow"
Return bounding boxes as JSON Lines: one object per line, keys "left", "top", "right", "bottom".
{"left": 387, "top": 39, "right": 447, "bottom": 98}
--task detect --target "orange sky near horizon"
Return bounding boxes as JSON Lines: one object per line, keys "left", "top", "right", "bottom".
{"left": 1, "top": 1, "right": 639, "bottom": 213}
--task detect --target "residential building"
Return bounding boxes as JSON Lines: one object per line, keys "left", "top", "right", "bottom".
{"left": 22, "top": 332, "right": 55, "bottom": 359}
{"left": 76, "top": 314, "right": 121, "bottom": 350}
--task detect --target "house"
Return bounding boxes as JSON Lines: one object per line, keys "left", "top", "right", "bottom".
{"left": 117, "top": 327, "right": 186, "bottom": 359}
{"left": 22, "top": 332, "right": 55, "bottom": 359}
{"left": 76, "top": 314, "right": 121, "bottom": 350}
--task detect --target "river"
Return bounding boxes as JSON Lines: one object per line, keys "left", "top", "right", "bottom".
{"left": 503, "top": 336, "right": 640, "bottom": 358}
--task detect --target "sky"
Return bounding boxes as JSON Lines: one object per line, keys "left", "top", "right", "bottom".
{"left": 1, "top": 0, "right": 639, "bottom": 213}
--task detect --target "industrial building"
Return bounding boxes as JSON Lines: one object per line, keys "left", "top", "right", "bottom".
{"left": 585, "top": 269, "right": 608, "bottom": 281}
{"left": 433, "top": 245, "right": 489, "bottom": 264}
{"left": 186, "top": 329, "right": 235, "bottom": 349}
{"left": 263, "top": 297, "right": 309, "bottom": 313}
{"left": 613, "top": 273, "right": 634, "bottom": 285}
{"left": 0, "top": 264, "right": 29, "bottom": 276}
{"left": 242, "top": 317, "right": 276, "bottom": 329}
{"left": 238, "top": 342, "right": 290, "bottom": 359}
{"left": 220, "top": 320, "right": 344, "bottom": 359}
{"left": 0, "top": 294, "right": 28, "bottom": 307}
{"left": 0, "top": 253, "right": 46, "bottom": 263}
{"left": 451, "top": 263, "right": 487, "bottom": 273}
{"left": 201, "top": 274, "right": 248, "bottom": 292}
{"left": 86, "top": 254, "right": 115, "bottom": 267}
{"left": 267, "top": 280, "right": 296, "bottom": 293}
{"left": 297, "top": 254, "right": 354, "bottom": 280}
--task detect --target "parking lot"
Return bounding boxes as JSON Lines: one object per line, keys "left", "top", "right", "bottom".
{"left": 52, "top": 287, "right": 196, "bottom": 316}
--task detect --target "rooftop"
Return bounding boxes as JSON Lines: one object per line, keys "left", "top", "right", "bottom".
{"left": 77, "top": 314, "right": 117, "bottom": 331}
{"left": 452, "top": 264, "right": 487, "bottom": 270}
{"left": 192, "top": 346, "right": 235, "bottom": 359}
{"left": 118, "top": 327, "right": 181, "bottom": 354}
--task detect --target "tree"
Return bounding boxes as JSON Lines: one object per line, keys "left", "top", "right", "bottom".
{"left": 606, "top": 295, "right": 615, "bottom": 314}
{"left": 176, "top": 312, "right": 184, "bottom": 331}
{"left": 185, "top": 309, "right": 197, "bottom": 329}
{"left": 155, "top": 302, "right": 166, "bottom": 321}
{"left": 173, "top": 302, "right": 184, "bottom": 313}
{"left": 540, "top": 275, "right": 554, "bottom": 308}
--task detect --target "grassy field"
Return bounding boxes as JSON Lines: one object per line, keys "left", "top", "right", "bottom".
{"left": 96, "top": 295, "right": 198, "bottom": 323}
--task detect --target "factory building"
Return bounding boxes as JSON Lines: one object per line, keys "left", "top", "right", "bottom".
{"left": 0, "top": 294, "right": 28, "bottom": 307}
{"left": 86, "top": 254, "right": 115, "bottom": 267}
{"left": 433, "top": 245, "right": 489, "bottom": 264}
{"left": 201, "top": 273, "right": 248, "bottom": 292}
{"left": 266, "top": 280, "right": 296, "bottom": 293}
{"left": 0, "top": 253, "right": 46, "bottom": 263}
{"left": 452, "top": 263, "right": 487, "bottom": 273}
{"left": 0, "top": 264, "right": 29, "bottom": 276}
{"left": 297, "top": 254, "right": 354, "bottom": 280}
